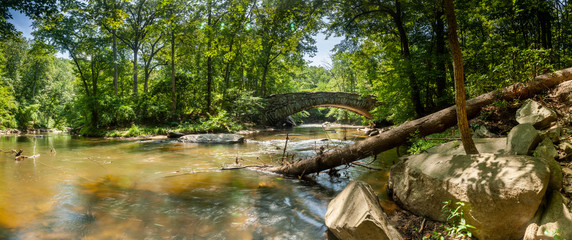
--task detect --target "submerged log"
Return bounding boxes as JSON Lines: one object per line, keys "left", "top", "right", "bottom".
{"left": 268, "top": 67, "right": 572, "bottom": 176}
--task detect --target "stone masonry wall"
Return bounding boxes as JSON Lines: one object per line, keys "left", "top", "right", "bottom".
{"left": 263, "top": 92, "right": 378, "bottom": 125}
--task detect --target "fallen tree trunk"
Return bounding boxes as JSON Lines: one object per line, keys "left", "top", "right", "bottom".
{"left": 269, "top": 67, "right": 572, "bottom": 176}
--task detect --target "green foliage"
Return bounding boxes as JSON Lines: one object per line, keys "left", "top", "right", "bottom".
{"left": 325, "top": 108, "right": 365, "bottom": 125}
{"left": 0, "top": 86, "right": 17, "bottom": 128}
{"left": 1, "top": 0, "right": 571, "bottom": 134}
{"left": 441, "top": 200, "right": 475, "bottom": 239}
{"left": 422, "top": 231, "right": 445, "bottom": 240}
{"left": 545, "top": 229, "right": 566, "bottom": 240}
{"left": 79, "top": 124, "right": 105, "bottom": 137}
{"left": 290, "top": 110, "right": 310, "bottom": 124}
{"left": 466, "top": 48, "right": 557, "bottom": 97}
{"left": 99, "top": 98, "right": 136, "bottom": 127}
{"left": 202, "top": 110, "right": 244, "bottom": 133}
{"left": 407, "top": 130, "right": 456, "bottom": 155}
{"left": 225, "top": 89, "right": 267, "bottom": 123}
{"left": 16, "top": 104, "right": 41, "bottom": 129}
{"left": 124, "top": 124, "right": 142, "bottom": 137}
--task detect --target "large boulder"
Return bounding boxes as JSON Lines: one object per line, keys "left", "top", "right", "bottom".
{"left": 178, "top": 134, "right": 244, "bottom": 144}
{"left": 535, "top": 138, "right": 562, "bottom": 190}
{"left": 535, "top": 191, "right": 572, "bottom": 239}
{"left": 325, "top": 181, "right": 402, "bottom": 240}
{"left": 389, "top": 153, "right": 550, "bottom": 240}
{"left": 506, "top": 124, "right": 541, "bottom": 155}
{"left": 426, "top": 138, "right": 507, "bottom": 155}
{"left": 516, "top": 99, "right": 557, "bottom": 129}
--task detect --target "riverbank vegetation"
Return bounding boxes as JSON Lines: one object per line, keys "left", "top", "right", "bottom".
{"left": 0, "top": 0, "right": 570, "bottom": 136}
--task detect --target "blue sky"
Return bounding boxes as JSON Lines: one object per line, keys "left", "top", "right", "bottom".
{"left": 7, "top": 9, "right": 342, "bottom": 67}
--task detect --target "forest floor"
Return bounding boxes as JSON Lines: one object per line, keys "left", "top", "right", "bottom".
{"left": 387, "top": 84, "right": 572, "bottom": 239}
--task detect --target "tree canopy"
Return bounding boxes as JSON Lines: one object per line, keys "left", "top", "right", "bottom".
{"left": 0, "top": 0, "right": 569, "bottom": 133}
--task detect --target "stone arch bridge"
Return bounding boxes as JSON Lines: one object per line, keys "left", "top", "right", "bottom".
{"left": 262, "top": 92, "right": 378, "bottom": 126}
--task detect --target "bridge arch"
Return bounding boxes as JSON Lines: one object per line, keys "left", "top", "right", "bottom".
{"left": 263, "top": 92, "right": 378, "bottom": 125}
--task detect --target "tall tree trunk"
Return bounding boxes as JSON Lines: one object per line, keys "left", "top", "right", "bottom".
{"left": 259, "top": 45, "right": 272, "bottom": 96}
{"left": 171, "top": 27, "right": 176, "bottom": 114}
{"left": 435, "top": 4, "right": 448, "bottom": 107}
{"left": 539, "top": 4, "right": 553, "bottom": 49}
{"left": 144, "top": 67, "right": 149, "bottom": 93}
{"left": 392, "top": 0, "right": 424, "bottom": 117}
{"left": 113, "top": 29, "right": 118, "bottom": 98}
{"left": 206, "top": 1, "right": 213, "bottom": 113}
{"left": 268, "top": 68, "right": 572, "bottom": 176}
{"left": 223, "top": 37, "right": 234, "bottom": 99}
{"left": 133, "top": 44, "right": 139, "bottom": 97}
{"left": 260, "top": 57, "right": 270, "bottom": 96}
{"left": 444, "top": 0, "right": 478, "bottom": 154}
{"left": 32, "top": 61, "right": 38, "bottom": 99}
{"left": 90, "top": 59, "right": 99, "bottom": 126}
{"left": 207, "top": 55, "right": 213, "bottom": 113}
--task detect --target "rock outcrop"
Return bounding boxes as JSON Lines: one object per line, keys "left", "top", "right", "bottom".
{"left": 179, "top": 134, "right": 244, "bottom": 144}
{"left": 535, "top": 191, "right": 572, "bottom": 239}
{"left": 506, "top": 123, "right": 541, "bottom": 155}
{"left": 389, "top": 153, "right": 550, "bottom": 240}
{"left": 426, "top": 138, "right": 506, "bottom": 155}
{"left": 516, "top": 99, "right": 557, "bottom": 129}
{"left": 535, "top": 138, "right": 562, "bottom": 190}
{"left": 473, "top": 125, "right": 496, "bottom": 138}
{"left": 540, "top": 125, "right": 562, "bottom": 143}
{"left": 325, "top": 181, "right": 402, "bottom": 240}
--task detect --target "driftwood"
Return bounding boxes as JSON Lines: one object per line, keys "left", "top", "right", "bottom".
{"left": 15, "top": 154, "right": 40, "bottom": 161}
{"left": 268, "top": 67, "right": 572, "bottom": 176}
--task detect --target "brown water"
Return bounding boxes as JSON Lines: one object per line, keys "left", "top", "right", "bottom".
{"left": 0, "top": 125, "right": 398, "bottom": 239}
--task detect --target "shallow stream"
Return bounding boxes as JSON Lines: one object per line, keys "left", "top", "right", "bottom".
{"left": 0, "top": 125, "right": 398, "bottom": 239}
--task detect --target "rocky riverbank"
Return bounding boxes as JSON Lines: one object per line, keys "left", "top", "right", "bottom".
{"left": 325, "top": 80, "right": 572, "bottom": 239}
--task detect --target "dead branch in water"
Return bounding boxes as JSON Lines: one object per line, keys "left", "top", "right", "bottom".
{"left": 281, "top": 133, "right": 289, "bottom": 164}
{"left": 13, "top": 149, "right": 40, "bottom": 161}
{"left": 15, "top": 154, "right": 40, "bottom": 161}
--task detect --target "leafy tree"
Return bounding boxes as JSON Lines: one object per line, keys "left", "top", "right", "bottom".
{"left": 254, "top": 0, "right": 320, "bottom": 96}
{"left": 328, "top": 0, "right": 425, "bottom": 117}
{"left": 90, "top": 0, "right": 128, "bottom": 98}
{"left": 115, "top": 0, "right": 159, "bottom": 98}
{"left": 0, "top": 0, "right": 58, "bottom": 39}
{"left": 35, "top": 0, "right": 107, "bottom": 128}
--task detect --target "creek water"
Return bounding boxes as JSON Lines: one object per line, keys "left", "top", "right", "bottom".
{"left": 0, "top": 125, "right": 399, "bottom": 239}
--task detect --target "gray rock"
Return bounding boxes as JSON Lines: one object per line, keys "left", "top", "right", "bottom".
{"left": 559, "top": 141, "right": 572, "bottom": 155}
{"left": 548, "top": 80, "right": 572, "bottom": 103}
{"left": 540, "top": 125, "right": 562, "bottom": 143}
{"left": 507, "top": 124, "right": 541, "bottom": 155}
{"left": 473, "top": 125, "right": 496, "bottom": 138}
{"left": 426, "top": 138, "right": 506, "bottom": 155}
{"left": 179, "top": 134, "right": 244, "bottom": 144}
{"left": 325, "top": 181, "right": 402, "bottom": 240}
{"left": 535, "top": 138, "right": 562, "bottom": 190}
{"left": 562, "top": 167, "right": 572, "bottom": 176}
{"left": 167, "top": 131, "right": 185, "bottom": 138}
{"left": 536, "top": 191, "right": 572, "bottom": 239}
{"left": 389, "top": 153, "right": 550, "bottom": 240}
{"left": 516, "top": 99, "right": 557, "bottom": 129}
